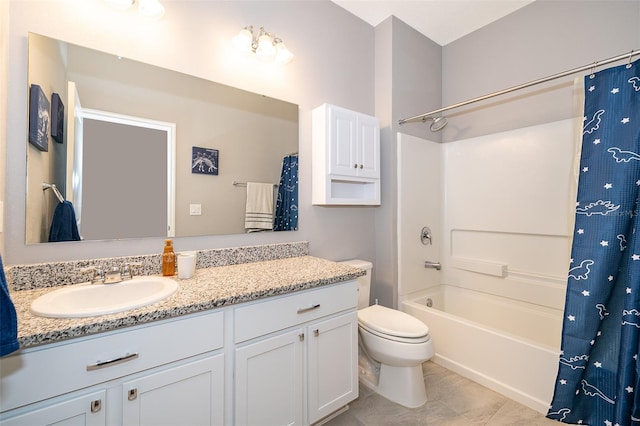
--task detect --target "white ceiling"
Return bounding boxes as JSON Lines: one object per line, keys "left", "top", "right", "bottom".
{"left": 330, "top": 0, "right": 535, "bottom": 46}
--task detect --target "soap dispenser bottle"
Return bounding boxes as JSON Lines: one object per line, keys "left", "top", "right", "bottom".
{"left": 162, "top": 239, "right": 176, "bottom": 276}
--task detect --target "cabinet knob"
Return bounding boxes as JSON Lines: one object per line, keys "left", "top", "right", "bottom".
{"left": 359, "top": 164, "right": 364, "bottom": 169}
{"left": 128, "top": 388, "right": 138, "bottom": 401}
{"left": 299, "top": 333, "right": 305, "bottom": 342}
{"left": 353, "top": 164, "right": 358, "bottom": 169}
{"left": 313, "top": 329, "right": 319, "bottom": 337}
{"left": 90, "top": 399, "right": 102, "bottom": 413}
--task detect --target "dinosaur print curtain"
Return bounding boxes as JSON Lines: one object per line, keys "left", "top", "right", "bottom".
{"left": 273, "top": 154, "right": 298, "bottom": 231}
{"left": 547, "top": 58, "right": 640, "bottom": 424}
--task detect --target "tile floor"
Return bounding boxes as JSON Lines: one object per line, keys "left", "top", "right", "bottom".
{"left": 325, "top": 361, "right": 557, "bottom": 425}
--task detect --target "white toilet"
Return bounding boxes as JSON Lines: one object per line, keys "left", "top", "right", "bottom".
{"left": 340, "top": 259, "right": 434, "bottom": 408}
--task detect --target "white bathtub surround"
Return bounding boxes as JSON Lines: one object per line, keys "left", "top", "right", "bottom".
{"left": 396, "top": 120, "right": 576, "bottom": 413}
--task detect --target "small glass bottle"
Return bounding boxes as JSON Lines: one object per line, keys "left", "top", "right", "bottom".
{"left": 162, "top": 239, "right": 176, "bottom": 276}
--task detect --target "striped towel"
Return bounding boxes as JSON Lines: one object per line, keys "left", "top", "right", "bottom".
{"left": 245, "top": 182, "right": 274, "bottom": 232}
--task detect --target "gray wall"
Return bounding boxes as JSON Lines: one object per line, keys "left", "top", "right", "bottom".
{"left": 374, "top": 16, "right": 442, "bottom": 307}
{"left": 442, "top": 0, "right": 640, "bottom": 142}
{"left": 5, "top": 0, "right": 377, "bottom": 265}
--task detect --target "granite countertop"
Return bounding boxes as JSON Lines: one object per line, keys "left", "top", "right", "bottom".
{"left": 10, "top": 256, "right": 365, "bottom": 349}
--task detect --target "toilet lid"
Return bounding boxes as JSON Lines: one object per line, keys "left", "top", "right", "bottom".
{"left": 358, "top": 304, "right": 429, "bottom": 339}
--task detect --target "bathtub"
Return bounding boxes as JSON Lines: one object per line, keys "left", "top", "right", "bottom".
{"left": 401, "top": 285, "right": 561, "bottom": 414}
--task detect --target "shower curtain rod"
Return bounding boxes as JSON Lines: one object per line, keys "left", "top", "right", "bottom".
{"left": 398, "top": 49, "right": 639, "bottom": 125}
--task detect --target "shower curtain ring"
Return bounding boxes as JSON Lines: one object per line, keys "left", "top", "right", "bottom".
{"left": 627, "top": 50, "right": 634, "bottom": 69}
{"left": 589, "top": 61, "right": 597, "bottom": 79}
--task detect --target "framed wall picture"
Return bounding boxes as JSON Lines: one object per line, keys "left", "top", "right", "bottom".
{"left": 191, "top": 146, "right": 219, "bottom": 175}
{"left": 51, "top": 93, "right": 64, "bottom": 143}
{"left": 28, "top": 84, "right": 50, "bottom": 152}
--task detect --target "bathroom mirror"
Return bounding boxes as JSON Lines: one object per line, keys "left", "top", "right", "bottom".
{"left": 26, "top": 33, "right": 299, "bottom": 244}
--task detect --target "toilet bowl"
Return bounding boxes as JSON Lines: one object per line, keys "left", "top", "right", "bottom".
{"left": 339, "top": 260, "right": 434, "bottom": 408}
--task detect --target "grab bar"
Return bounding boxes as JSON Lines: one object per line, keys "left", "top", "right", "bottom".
{"left": 42, "top": 183, "right": 64, "bottom": 203}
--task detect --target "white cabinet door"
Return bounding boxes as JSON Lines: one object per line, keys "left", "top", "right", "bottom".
{"left": 327, "top": 106, "right": 379, "bottom": 179}
{"left": 235, "top": 330, "right": 305, "bottom": 426}
{"left": 121, "top": 355, "right": 224, "bottom": 426}
{"left": 0, "top": 390, "right": 106, "bottom": 426}
{"left": 356, "top": 114, "right": 380, "bottom": 179}
{"left": 307, "top": 312, "right": 359, "bottom": 424}
{"left": 328, "top": 106, "right": 358, "bottom": 177}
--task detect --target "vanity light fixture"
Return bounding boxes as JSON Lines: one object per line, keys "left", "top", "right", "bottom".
{"left": 104, "top": 0, "right": 165, "bottom": 20}
{"left": 233, "top": 26, "right": 294, "bottom": 65}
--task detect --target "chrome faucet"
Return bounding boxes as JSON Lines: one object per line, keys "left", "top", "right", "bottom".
{"left": 424, "top": 261, "right": 441, "bottom": 271}
{"left": 81, "top": 262, "right": 142, "bottom": 284}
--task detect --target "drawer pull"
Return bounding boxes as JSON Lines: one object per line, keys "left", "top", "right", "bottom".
{"left": 90, "top": 399, "right": 102, "bottom": 413}
{"left": 297, "top": 304, "right": 320, "bottom": 314}
{"left": 86, "top": 353, "right": 139, "bottom": 371}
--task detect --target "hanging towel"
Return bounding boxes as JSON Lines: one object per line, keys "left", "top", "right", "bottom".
{"left": 0, "top": 254, "right": 19, "bottom": 357}
{"left": 273, "top": 154, "right": 299, "bottom": 231}
{"left": 48, "top": 200, "right": 81, "bottom": 242}
{"left": 245, "top": 182, "right": 274, "bottom": 232}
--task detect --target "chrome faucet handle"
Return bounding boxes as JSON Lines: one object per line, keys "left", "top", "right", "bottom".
{"left": 79, "top": 266, "right": 104, "bottom": 284}
{"left": 121, "top": 262, "right": 142, "bottom": 280}
{"left": 120, "top": 262, "right": 142, "bottom": 280}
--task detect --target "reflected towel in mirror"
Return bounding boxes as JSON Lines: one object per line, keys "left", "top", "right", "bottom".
{"left": 48, "top": 200, "right": 81, "bottom": 242}
{"left": 245, "top": 182, "right": 274, "bottom": 232}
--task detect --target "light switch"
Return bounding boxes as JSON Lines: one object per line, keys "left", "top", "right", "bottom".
{"left": 189, "top": 204, "right": 202, "bottom": 216}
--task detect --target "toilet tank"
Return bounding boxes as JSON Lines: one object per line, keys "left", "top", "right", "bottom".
{"left": 339, "top": 259, "right": 373, "bottom": 309}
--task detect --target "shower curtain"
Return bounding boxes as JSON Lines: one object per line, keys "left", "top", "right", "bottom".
{"left": 547, "top": 58, "right": 640, "bottom": 424}
{"left": 273, "top": 154, "right": 298, "bottom": 231}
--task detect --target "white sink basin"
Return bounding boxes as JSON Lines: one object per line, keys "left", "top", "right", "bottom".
{"left": 30, "top": 276, "right": 179, "bottom": 318}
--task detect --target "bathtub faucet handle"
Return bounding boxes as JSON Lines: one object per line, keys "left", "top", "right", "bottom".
{"left": 424, "top": 261, "right": 441, "bottom": 271}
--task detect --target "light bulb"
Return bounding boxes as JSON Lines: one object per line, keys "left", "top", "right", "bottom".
{"left": 274, "top": 41, "right": 294, "bottom": 65}
{"left": 138, "top": 0, "right": 165, "bottom": 19}
{"left": 255, "top": 34, "right": 276, "bottom": 60}
{"left": 232, "top": 28, "right": 254, "bottom": 53}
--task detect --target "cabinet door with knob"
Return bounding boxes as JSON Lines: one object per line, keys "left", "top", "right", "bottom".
{"left": 307, "top": 311, "right": 359, "bottom": 424}
{"left": 0, "top": 390, "right": 106, "bottom": 426}
{"left": 234, "top": 329, "right": 305, "bottom": 426}
{"left": 121, "top": 354, "right": 224, "bottom": 426}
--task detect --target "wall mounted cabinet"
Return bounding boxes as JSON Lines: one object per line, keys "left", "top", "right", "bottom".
{"left": 312, "top": 104, "right": 380, "bottom": 205}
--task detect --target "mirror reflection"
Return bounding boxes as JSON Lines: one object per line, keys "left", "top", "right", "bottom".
{"left": 26, "top": 33, "right": 299, "bottom": 244}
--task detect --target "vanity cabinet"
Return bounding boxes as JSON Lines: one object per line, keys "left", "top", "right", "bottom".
{"left": 234, "top": 281, "right": 359, "bottom": 425}
{"left": 1, "top": 279, "right": 359, "bottom": 426}
{"left": 312, "top": 103, "right": 381, "bottom": 205}
{"left": 0, "top": 312, "right": 225, "bottom": 426}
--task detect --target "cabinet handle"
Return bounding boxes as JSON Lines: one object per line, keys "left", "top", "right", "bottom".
{"left": 90, "top": 399, "right": 102, "bottom": 413}
{"left": 353, "top": 163, "right": 358, "bottom": 169}
{"left": 313, "top": 329, "right": 319, "bottom": 337}
{"left": 86, "top": 352, "right": 139, "bottom": 371}
{"left": 128, "top": 388, "right": 138, "bottom": 401}
{"left": 359, "top": 164, "right": 364, "bottom": 169}
{"left": 299, "top": 333, "right": 305, "bottom": 342}
{"left": 297, "top": 304, "right": 320, "bottom": 314}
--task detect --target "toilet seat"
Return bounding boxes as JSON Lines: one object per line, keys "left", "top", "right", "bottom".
{"left": 358, "top": 305, "right": 430, "bottom": 343}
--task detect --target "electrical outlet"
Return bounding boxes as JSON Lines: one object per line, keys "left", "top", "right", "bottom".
{"left": 189, "top": 204, "right": 202, "bottom": 216}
